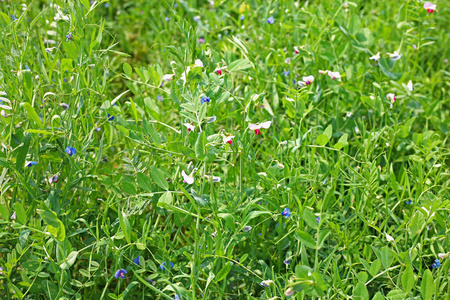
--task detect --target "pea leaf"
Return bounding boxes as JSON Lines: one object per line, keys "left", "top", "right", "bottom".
{"left": 22, "top": 102, "right": 44, "bottom": 129}
{"left": 150, "top": 166, "right": 169, "bottom": 190}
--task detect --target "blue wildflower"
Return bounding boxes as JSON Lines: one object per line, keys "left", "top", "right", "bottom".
{"left": 114, "top": 268, "right": 127, "bottom": 279}
{"left": 323, "top": 179, "right": 327, "bottom": 185}
{"left": 200, "top": 97, "right": 210, "bottom": 105}
{"left": 432, "top": 259, "right": 441, "bottom": 269}
{"left": 267, "top": 16, "right": 275, "bottom": 24}
{"left": 406, "top": 199, "right": 412, "bottom": 205}
{"left": 26, "top": 161, "right": 37, "bottom": 167}
{"left": 173, "top": 295, "right": 181, "bottom": 300}
{"left": 160, "top": 261, "right": 174, "bottom": 270}
{"left": 25, "top": 65, "right": 30, "bottom": 70}
{"left": 283, "top": 259, "right": 292, "bottom": 265}
{"left": 165, "top": 17, "right": 170, "bottom": 22}
{"left": 11, "top": 15, "right": 16, "bottom": 21}
{"left": 281, "top": 207, "right": 291, "bottom": 218}
{"left": 107, "top": 114, "right": 115, "bottom": 121}
{"left": 65, "top": 146, "right": 77, "bottom": 156}
{"left": 66, "top": 33, "right": 73, "bottom": 42}
{"left": 316, "top": 217, "right": 320, "bottom": 223}
{"left": 63, "top": 78, "right": 68, "bottom": 83}
{"left": 240, "top": 15, "right": 245, "bottom": 21}
{"left": 104, "top": 3, "right": 110, "bottom": 8}
{"left": 157, "top": 95, "right": 163, "bottom": 101}
{"left": 133, "top": 256, "right": 140, "bottom": 265}
{"left": 283, "top": 70, "right": 290, "bottom": 77}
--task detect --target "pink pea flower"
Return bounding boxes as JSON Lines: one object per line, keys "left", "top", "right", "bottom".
{"left": 181, "top": 170, "right": 195, "bottom": 184}
{"left": 294, "top": 46, "right": 299, "bottom": 54}
{"left": 387, "top": 93, "right": 396, "bottom": 108}
{"left": 386, "top": 93, "right": 396, "bottom": 103}
{"left": 302, "top": 75, "right": 315, "bottom": 85}
{"left": 248, "top": 121, "right": 271, "bottom": 135}
{"left": 423, "top": 3, "right": 436, "bottom": 13}
{"left": 183, "top": 123, "right": 195, "bottom": 132}
{"left": 327, "top": 71, "right": 341, "bottom": 80}
{"left": 318, "top": 70, "right": 329, "bottom": 75}
{"left": 49, "top": 174, "right": 59, "bottom": 184}
{"left": 285, "top": 288, "right": 295, "bottom": 296}
{"left": 407, "top": 80, "right": 413, "bottom": 92}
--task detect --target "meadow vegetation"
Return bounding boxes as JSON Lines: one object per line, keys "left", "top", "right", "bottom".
{"left": 0, "top": 0, "right": 449, "bottom": 299}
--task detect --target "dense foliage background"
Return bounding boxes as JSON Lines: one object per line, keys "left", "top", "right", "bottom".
{"left": 0, "top": 0, "right": 449, "bottom": 299}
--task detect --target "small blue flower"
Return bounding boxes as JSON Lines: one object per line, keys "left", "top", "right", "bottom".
{"left": 63, "top": 78, "right": 68, "bottom": 83}
{"left": 261, "top": 281, "right": 269, "bottom": 287}
{"left": 114, "top": 268, "right": 127, "bottom": 279}
{"left": 267, "top": 16, "right": 275, "bottom": 24}
{"left": 66, "top": 33, "right": 73, "bottom": 42}
{"left": 240, "top": 15, "right": 245, "bottom": 21}
{"left": 107, "top": 114, "right": 115, "bottom": 121}
{"left": 65, "top": 146, "right": 77, "bottom": 156}
{"left": 283, "top": 70, "right": 290, "bottom": 77}
{"left": 200, "top": 97, "right": 210, "bottom": 105}
{"left": 165, "top": 17, "right": 170, "bottom": 22}
{"left": 316, "top": 217, "right": 320, "bottom": 224}
{"left": 157, "top": 95, "right": 164, "bottom": 101}
{"left": 281, "top": 207, "right": 291, "bottom": 218}
{"left": 173, "top": 295, "right": 181, "bottom": 300}
{"left": 432, "top": 259, "right": 441, "bottom": 269}
{"left": 323, "top": 179, "right": 327, "bottom": 185}
{"left": 11, "top": 15, "right": 16, "bottom": 21}
{"left": 406, "top": 199, "right": 412, "bottom": 205}
{"left": 160, "top": 261, "right": 174, "bottom": 270}
{"left": 25, "top": 65, "right": 30, "bottom": 70}
{"left": 283, "top": 259, "right": 292, "bottom": 265}
{"left": 26, "top": 161, "right": 37, "bottom": 167}
{"left": 104, "top": 3, "right": 110, "bottom": 8}
{"left": 133, "top": 256, "right": 140, "bottom": 265}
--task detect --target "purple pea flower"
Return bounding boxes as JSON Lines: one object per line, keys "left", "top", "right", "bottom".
{"left": 281, "top": 207, "right": 291, "bottom": 218}
{"left": 133, "top": 256, "right": 140, "bottom": 265}
{"left": 65, "top": 146, "right": 76, "bottom": 156}
{"left": 160, "top": 261, "right": 174, "bottom": 270}
{"left": 114, "top": 268, "right": 127, "bottom": 279}
{"left": 267, "top": 16, "right": 275, "bottom": 24}
{"left": 26, "top": 161, "right": 37, "bottom": 167}
{"left": 432, "top": 259, "right": 441, "bottom": 268}
{"left": 200, "top": 97, "right": 210, "bottom": 104}
{"left": 66, "top": 33, "right": 73, "bottom": 42}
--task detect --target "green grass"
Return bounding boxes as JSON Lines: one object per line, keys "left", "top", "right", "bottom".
{"left": 0, "top": 0, "right": 449, "bottom": 299}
